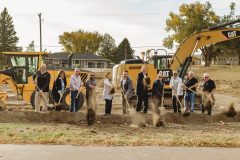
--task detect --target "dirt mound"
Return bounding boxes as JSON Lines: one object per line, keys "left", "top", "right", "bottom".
{"left": 0, "top": 111, "right": 240, "bottom": 125}
{"left": 224, "top": 102, "right": 237, "bottom": 117}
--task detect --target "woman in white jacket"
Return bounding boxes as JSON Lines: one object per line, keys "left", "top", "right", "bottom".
{"left": 102, "top": 72, "right": 113, "bottom": 114}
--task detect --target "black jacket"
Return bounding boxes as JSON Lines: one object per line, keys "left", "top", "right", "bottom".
{"left": 33, "top": 71, "right": 51, "bottom": 92}
{"left": 136, "top": 72, "right": 150, "bottom": 96}
{"left": 52, "top": 77, "right": 67, "bottom": 103}
{"left": 152, "top": 80, "right": 164, "bottom": 98}
{"left": 203, "top": 79, "right": 216, "bottom": 92}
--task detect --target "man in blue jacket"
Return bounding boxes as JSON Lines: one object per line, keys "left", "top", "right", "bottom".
{"left": 152, "top": 72, "right": 164, "bottom": 110}
{"left": 152, "top": 72, "right": 164, "bottom": 127}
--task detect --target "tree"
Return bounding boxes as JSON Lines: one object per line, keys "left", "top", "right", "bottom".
{"left": 163, "top": 2, "right": 220, "bottom": 66}
{"left": 99, "top": 33, "right": 117, "bottom": 62}
{"left": 26, "top": 40, "right": 35, "bottom": 52}
{"left": 217, "top": 2, "right": 240, "bottom": 65}
{"left": 0, "top": 7, "right": 19, "bottom": 52}
{"left": 114, "top": 38, "right": 134, "bottom": 64}
{"left": 59, "top": 30, "right": 103, "bottom": 53}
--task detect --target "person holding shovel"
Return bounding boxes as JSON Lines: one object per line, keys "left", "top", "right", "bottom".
{"left": 201, "top": 73, "right": 216, "bottom": 115}
{"left": 120, "top": 71, "right": 133, "bottom": 114}
{"left": 183, "top": 71, "right": 198, "bottom": 113}
{"left": 152, "top": 72, "right": 164, "bottom": 110}
{"left": 136, "top": 66, "right": 150, "bottom": 113}
{"left": 152, "top": 72, "right": 164, "bottom": 127}
{"left": 170, "top": 71, "right": 183, "bottom": 113}
{"left": 102, "top": 72, "right": 114, "bottom": 115}
{"left": 70, "top": 68, "right": 82, "bottom": 112}
{"left": 32, "top": 64, "right": 51, "bottom": 113}
{"left": 52, "top": 70, "right": 67, "bottom": 111}
{"left": 85, "top": 72, "right": 97, "bottom": 110}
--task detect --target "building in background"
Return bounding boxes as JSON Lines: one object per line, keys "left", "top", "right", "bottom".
{"left": 44, "top": 52, "right": 110, "bottom": 68}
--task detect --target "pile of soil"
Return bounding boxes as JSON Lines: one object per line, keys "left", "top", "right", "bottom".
{"left": 0, "top": 111, "right": 239, "bottom": 125}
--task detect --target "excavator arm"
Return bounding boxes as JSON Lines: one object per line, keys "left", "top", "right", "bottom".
{"left": 170, "top": 28, "right": 240, "bottom": 78}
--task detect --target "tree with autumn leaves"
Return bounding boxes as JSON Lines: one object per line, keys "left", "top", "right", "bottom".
{"left": 59, "top": 30, "right": 134, "bottom": 64}
{"left": 163, "top": 1, "right": 220, "bottom": 66}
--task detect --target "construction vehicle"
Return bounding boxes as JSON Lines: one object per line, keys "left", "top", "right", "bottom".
{"left": 0, "top": 52, "right": 89, "bottom": 109}
{"left": 112, "top": 19, "right": 240, "bottom": 107}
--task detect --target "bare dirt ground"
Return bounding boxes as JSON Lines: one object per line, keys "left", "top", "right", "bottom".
{"left": 0, "top": 65, "right": 240, "bottom": 147}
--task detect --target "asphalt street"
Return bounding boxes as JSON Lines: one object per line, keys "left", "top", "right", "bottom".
{"left": 0, "top": 145, "right": 240, "bottom": 160}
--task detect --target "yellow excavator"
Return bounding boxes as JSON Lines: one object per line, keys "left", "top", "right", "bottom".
{"left": 112, "top": 19, "right": 240, "bottom": 107}
{"left": 0, "top": 52, "right": 89, "bottom": 109}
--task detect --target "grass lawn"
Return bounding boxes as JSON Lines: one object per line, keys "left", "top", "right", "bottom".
{"left": 0, "top": 122, "right": 240, "bottom": 147}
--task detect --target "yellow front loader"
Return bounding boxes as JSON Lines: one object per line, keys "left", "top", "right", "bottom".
{"left": 0, "top": 52, "right": 89, "bottom": 109}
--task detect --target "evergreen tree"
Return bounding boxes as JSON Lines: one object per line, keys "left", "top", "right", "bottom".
{"left": 0, "top": 7, "right": 19, "bottom": 52}
{"left": 114, "top": 38, "right": 134, "bottom": 64}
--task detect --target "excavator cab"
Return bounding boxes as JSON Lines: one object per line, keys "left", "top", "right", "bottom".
{"left": 152, "top": 55, "right": 172, "bottom": 69}
{"left": 8, "top": 55, "right": 38, "bottom": 84}
{"left": 0, "top": 52, "right": 45, "bottom": 100}
{"left": 1, "top": 52, "right": 43, "bottom": 84}
{"left": 152, "top": 54, "right": 173, "bottom": 86}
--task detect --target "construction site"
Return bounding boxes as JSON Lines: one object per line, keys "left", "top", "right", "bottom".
{"left": 0, "top": 63, "right": 240, "bottom": 147}
{"left": 1, "top": 24, "right": 240, "bottom": 147}
{"left": 1, "top": 1, "right": 240, "bottom": 159}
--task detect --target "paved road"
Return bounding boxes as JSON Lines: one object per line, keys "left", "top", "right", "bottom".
{"left": 0, "top": 145, "right": 240, "bottom": 160}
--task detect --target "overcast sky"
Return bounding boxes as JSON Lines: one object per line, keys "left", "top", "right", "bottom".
{"left": 1, "top": 0, "right": 240, "bottom": 54}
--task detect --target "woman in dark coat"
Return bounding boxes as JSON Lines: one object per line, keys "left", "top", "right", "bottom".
{"left": 52, "top": 70, "right": 67, "bottom": 104}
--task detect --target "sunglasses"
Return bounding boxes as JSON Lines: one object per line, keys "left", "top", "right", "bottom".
{"left": 204, "top": 77, "right": 209, "bottom": 78}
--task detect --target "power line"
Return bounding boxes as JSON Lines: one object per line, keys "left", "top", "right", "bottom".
{"left": 12, "top": 13, "right": 163, "bottom": 19}
{"left": 22, "top": 45, "right": 165, "bottom": 49}
{"left": 132, "top": 45, "right": 164, "bottom": 48}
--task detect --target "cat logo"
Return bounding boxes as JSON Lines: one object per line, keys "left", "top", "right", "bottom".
{"left": 222, "top": 30, "right": 240, "bottom": 39}
{"left": 158, "top": 70, "right": 170, "bottom": 78}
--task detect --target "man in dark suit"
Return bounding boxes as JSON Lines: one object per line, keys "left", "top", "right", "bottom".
{"left": 120, "top": 71, "right": 133, "bottom": 114}
{"left": 136, "top": 66, "right": 150, "bottom": 113}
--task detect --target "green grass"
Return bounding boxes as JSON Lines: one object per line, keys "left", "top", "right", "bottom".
{"left": 0, "top": 122, "right": 240, "bottom": 147}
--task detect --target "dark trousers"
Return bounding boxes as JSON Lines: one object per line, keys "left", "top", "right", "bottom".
{"left": 105, "top": 99, "right": 112, "bottom": 114}
{"left": 172, "top": 95, "right": 183, "bottom": 113}
{"left": 136, "top": 92, "right": 148, "bottom": 113}
{"left": 70, "top": 90, "right": 80, "bottom": 112}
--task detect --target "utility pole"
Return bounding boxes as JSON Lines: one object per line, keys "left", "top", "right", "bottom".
{"left": 38, "top": 13, "right": 42, "bottom": 52}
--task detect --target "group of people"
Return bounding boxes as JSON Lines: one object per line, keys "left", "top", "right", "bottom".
{"left": 33, "top": 64, "right": 216, "bottom": 116}
{"left": 33, "top": 64, "right": 97, "bottom": 113}
{"left": 118, "top": 66, "right": 216, "bottom": 116}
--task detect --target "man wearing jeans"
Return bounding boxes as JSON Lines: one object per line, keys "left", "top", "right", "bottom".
{"left": 70, "top": 68, "right": 82, "bottom": 112}
{"left": 184, "top": 71, "right": 198, "bottom": 113}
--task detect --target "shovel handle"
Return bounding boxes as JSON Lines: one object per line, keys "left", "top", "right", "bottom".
{"left": 172, "top": 90, "right": 183, "bottom": 109}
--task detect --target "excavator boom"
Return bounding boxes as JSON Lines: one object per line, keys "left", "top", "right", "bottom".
{"left": 170, "top": 28, "right": 240, "bottom": 74}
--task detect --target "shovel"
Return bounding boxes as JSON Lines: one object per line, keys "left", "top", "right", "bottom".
{"left": 121, "top": 89, "right": 131, "bottom": 114}
{"left": 35, "top": 83, "right": 53, "bottom": 108}
{"left": 54, "top": 92, "right": 64, "bottom": 111}
{"left": 75, "top": 91, "right": 81, "bottom": 101}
